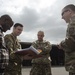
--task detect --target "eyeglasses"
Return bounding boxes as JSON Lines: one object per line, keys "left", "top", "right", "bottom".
{"left": 62, "top": 10, "right": 69, "bottom": 16}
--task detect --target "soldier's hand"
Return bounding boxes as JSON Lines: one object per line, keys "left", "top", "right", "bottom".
{"left": 23, "top": 54, "right": 34, "bottom": 60}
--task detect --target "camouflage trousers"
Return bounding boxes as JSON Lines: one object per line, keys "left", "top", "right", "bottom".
{"left": 4, "top": 62, "right": 22, "bottom": 75}
{"left": 69, "top": 72, "right": 75, "bottom": 75}
{"left": 4, "top": 71, "right": 22, "bottom": 75}
{"left": 4, "top": 67, "right": 22, "bottom": 75}
{"left": 30, "top": 63, "right": 52, "bottom": 75}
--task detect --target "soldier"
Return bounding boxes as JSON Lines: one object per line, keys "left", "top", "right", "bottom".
{"left": 0, "top": 14, "right": 13, "bottom": 75}
{"left": 4, "top": 23, "right": 23, "bottom": 75}
{"left": 30, "top": 30, "right": 52, "bottom": 75}
{"left": 58, "top": 4, "right": 75, "bottom": 75}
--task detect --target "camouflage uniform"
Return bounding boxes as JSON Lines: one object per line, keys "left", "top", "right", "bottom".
{"left": 4, "top": 33, "right": 22, "bottom": 75}
{"left": 60, "top": 15, "right": 75, "bottom": 74}
{"left": 30, "top": 40, "right": 52, "bottom": 75}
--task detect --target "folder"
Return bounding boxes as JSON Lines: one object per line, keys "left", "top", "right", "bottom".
{"left": 15, "top": 46, "right": 42, "bottom": 59}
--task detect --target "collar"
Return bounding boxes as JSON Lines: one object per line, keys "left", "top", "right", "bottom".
{"left": 11, "top": 33, "right": 17, "bottom": 39}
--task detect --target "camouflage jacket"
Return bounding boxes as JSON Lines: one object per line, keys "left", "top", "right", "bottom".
{"left": 61, "top": 15, "right": 75, "bottom": 73}
{"left": 4, "top": 33, "right": 22, "bottom": 72}
{"left": 31, "top": 40, "right": 52, "bottom": 64}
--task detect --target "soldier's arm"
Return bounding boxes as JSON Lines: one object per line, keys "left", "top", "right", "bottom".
{"left": 4, "top": 35, "right": 15, "bottom": 59}
{"left": 32, "top": 41, "right": 52, "bottom": 54}
{"left": 42, "top": 41, "right": 52, "bottom": 54}
{"left": 32, "top": 42, "right": 37, "bottom": 48}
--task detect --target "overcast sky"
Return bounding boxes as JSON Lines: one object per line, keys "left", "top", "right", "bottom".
{"left": 1, "top": 0, "right": 75, "bottom": 44}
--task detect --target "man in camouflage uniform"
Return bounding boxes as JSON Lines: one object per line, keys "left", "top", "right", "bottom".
{"left": 30, "top": 31, "right": 52, "bottom": 75}
{"left": 4, "top": 23, "right": 23, "bottom": 75}
{"left": 59, "top": 4, "right": 75, "bottom": 75}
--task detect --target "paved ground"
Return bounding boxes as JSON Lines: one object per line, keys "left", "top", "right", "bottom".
{"left": 22, "top": 66, "right": 69, "bottom": 75}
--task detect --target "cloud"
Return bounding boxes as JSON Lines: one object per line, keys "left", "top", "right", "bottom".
{"left": 1, "top": 0, "right": 75, "bottom": 44}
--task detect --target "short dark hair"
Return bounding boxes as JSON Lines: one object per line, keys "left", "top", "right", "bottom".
{"left": 63, "top": 4, "right": 75, "bottom": 12}
{"left": 14, "top": 23, "right": 23, "bottom": 28}
{"left": 0, "top": 14, "right": 14, "bottom": 25}
{"left": 37, "top": 30, "right": 44, "bottom": 36}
